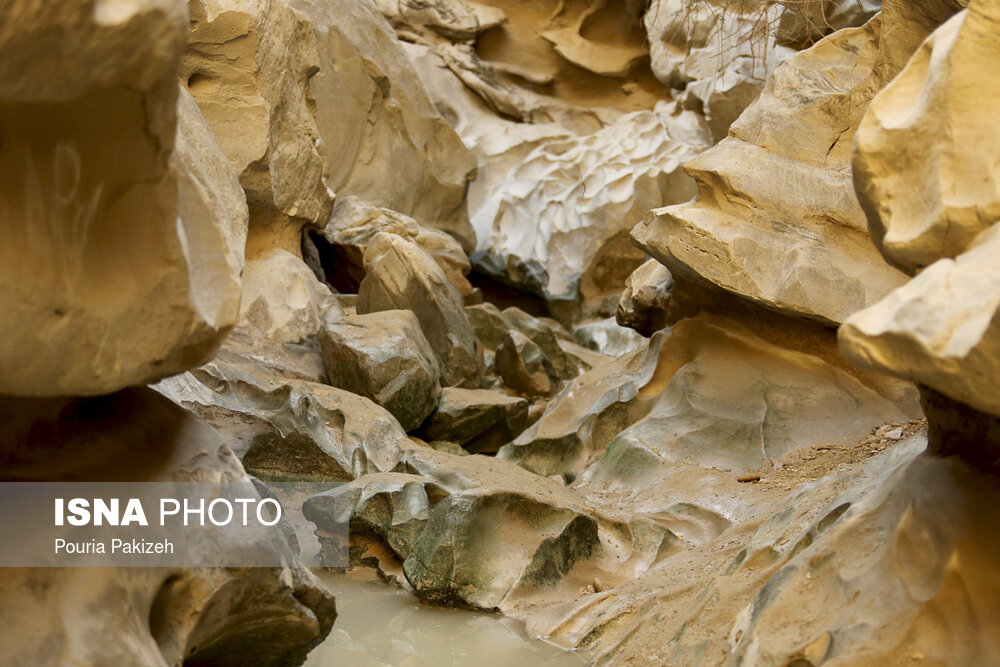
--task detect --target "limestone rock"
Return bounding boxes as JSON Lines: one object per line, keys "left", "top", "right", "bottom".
{"left": 502, "top": 315, "right": 908, "bottom": 479}
{"left": 358, "top": 234, "right": 479, "bottom": 387}
{"left": 309, "top": 195, "right": 475, "bottom": 302}
{"left": 574, "top": 317, "right": 649, "bottom": 358}
{"left": 466, "top": 302, "right": 513, "bottom": 351}
{"left": 305, "top": 447, "right": 673, "bottom": 611}
{"left": 852, "top": 7, "right": 1000, "bottom": 275}
{"left": 616, "top": 259, "right": 673, "bottom": 336}
{"left": 471, "top": 103, "right": 710, "bottom": 317}
{"left": 502, "top": 307, "right": 586, "bottom": 381}
{"left": 222, "top": 249, "right": 341, "bottom": 382}
{"left": 418, "top": 387, "right": 529, "bottom": 454}
{"left": 287, "top": 0, "right": 477, "bottom": 251}
{"left": 0, "top": 5, "right": 246, "bottom": 397}
{"left": 183, "top": 0, "right": 333, "bottom": 225}
{"left": 633, "top": 0, "right": 964, "bottom": 325}
{"left": 321, "top": 310, "right": 442, "bottom": 432}
{"left": 495, "top": 331, "right": 560, "bottom": 398}
{"left": 155, "top": 352, "right": 411, "bottom": 481}
{"left": 0, "top": 388, "right": 335, "bottom": 666}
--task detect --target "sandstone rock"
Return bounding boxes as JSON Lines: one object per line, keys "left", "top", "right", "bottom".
{"left": 0, "top": 388, "right": 335, "bottom": 666}
{"left": 358, "top": 234, "right": 479, "bottom": 387}
{"left": 574, "top": 317, "right": 649, "bottom": 358}
{"left": 309, "top": 195, "right": 475, "bottom": 301}
{"left": 321, "top": 310, "right": 442, "bottom": 432}
{"left": 502, "top": 307, "right": 585, "bottom": 380}
{"left": 418, "top": 387, "right": 529, "bottom": 454}
{"left": 287, "top": 0, "right": 477, "bottom": 251}
{"left": 305, "top": 447, "right": 674, "bottom": 611}
{"left": 0, "top": 6, "right": 246, "bottom": 397}
{"left": 495, "top": 331, "right": 560, "bottom": 398}
{"left": 634, "top": 0, "right": 964, "bottom": 325}
{"left": 471, "top": 103, "right": 710, "bottom": 317}
{"left": 502, "top": 315, "right": 908, "bottom": 479}
{"left": 183, "top": 0, "right": 333, "bottom": 226}
{"left": 222, "top": 248, "right": 341, "bottom": 382}
{"left": 466, "top": 302, "right": 513, "bottom": 351}
{"left": 853, "top": 7, "right": 1000, "bottom": 275}
{"left": 616, "top": 259, "right": 673, "bottom": 336}
{"left": 155, "top": 352, "right": 411, "bottom": 481}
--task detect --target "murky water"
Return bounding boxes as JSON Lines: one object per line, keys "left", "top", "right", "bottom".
{"left": 304, "top": 570, "right": 587, "bottom": 667}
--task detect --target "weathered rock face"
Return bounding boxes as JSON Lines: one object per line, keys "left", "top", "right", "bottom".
{"left": 495, "top": 331, "right": 560, "bottom": 398}
{"left": 0, "top": 3, "right": 246, "bottom": 397}
{"left": 155, "top": 352, "right": 412, "bottom": 481}
{"left": 288, "top": 0, "right": 477, "bottom": 251}
{"left": 183, "top": 0, "right": 333, "bottom": 227}
{"left": 616, "top": 259, "right": 673, "bottom": 336}
{"left": 0, "top": 388, "right": 336, "bottom": 666}
{"left": 308, "top": 195, "right": 475, "bottom": 302}
{"left": 471, "top": 104, "right": 710, "bottom": 319}
{"left": 321, "top": 310, "right": 442, "bottom": 432}
{"left": 501, "top": 315, "right": 910, "bottom": 480}
{"left": 644, "top": 0, "right": 880, "bottom": 142}
{"left": 839, "top": 1, "right": 1000, "bottom": 469}
{"left": 852, "top": 6, "right": 1000, "bottom": 274}
{"left": 633, "top": 0, "right": 964, "bottom": 326}
{"left": 418, "top": 387, "right": 529, "bottom": 454}
{"left": 358, "top": 234, "right": 480, "bottom": 387}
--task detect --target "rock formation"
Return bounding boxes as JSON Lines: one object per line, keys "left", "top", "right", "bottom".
{"left": 6, "top": 0, "right": 1000, "bottom": 665}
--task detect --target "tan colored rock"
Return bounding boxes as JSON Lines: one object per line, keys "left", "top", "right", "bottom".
{"left": 495, "top": 331, "right": 560, "bottom": 398}
{"left": 502, "top": 315, "right": 908, "bottom": 478}
{"left": 616, "top": 259, "right": 673, "bottom": 336}
{"left": 156, "top": 352, "right": 411, "bottom": 480}
{"left": 321, "top": 310, "right": 442, "bottom": 432}
{"left": 0, "top": 4, "right": 246, "bottom": 397}
{"left": 472, "top": 103, "right": 710, "bottom": 316}
{"left": 573, "top": 317, "right": 649, "bottom": 358}
{"left": 287, "top": 0, "right": 477, "bottom": 251}
{"left": 634, "top": 0, "right": 964, "bottom": 325}
{"left": 0, "top": 388, "right": 335, "bottom": 666}
{"left": 418, "top": 387, "right": 529, "bottom": 454}
{"left": 358, "top": 234, "right": 479, "bottom": 387}
{"left": 853, "top": 7, "right": 1000, "bottom": 274}
{"left": 309, "top": 196, "right": 475, "bottom": 301}
{"left": 841, "top": 226, "right": 1000, "bottom": 418}
{"left": 183, "top": 0, "right": 333, "bottom": 225}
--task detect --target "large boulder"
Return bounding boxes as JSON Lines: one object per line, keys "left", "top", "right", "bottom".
{"left": 418, "top": 387, "right": 530, "bottom": 454}
{"left": 358, "top": 234, "right": 479, "bottom": 387}
{"left": 633, "top": 0, "right": 964, "bottom": 325}
{"left": 321, "top": 310, "right": 442, "bottom": 432}
{"left": 0, "top": 2, "right": 246, "bottom": 397}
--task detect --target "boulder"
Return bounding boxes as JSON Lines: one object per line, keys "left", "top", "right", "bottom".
{"left": 495, "top": 331, "right": 560, "bottom": 398}
{"left": 616, "top": 259, "right": 673, "bottom": 336}
{"left": 574, "top": 317, "right": 649, "bottom": 358}
{"left": 633, "top": 0, "right": 964, "bottom": 325}
{"left": 358, "top": 234, "right": 479, "bottom": 387}
{"left": 0, "top": 4, "right": 246, "bottom": 397}
{"left": 418, "top": 387, "right": 530, "bottom": 454}
{"left": 321, "top": 310, "right": 442, "bottom": 432}
{"left": 155, "top": 352, "right": 411, "bottom": 481}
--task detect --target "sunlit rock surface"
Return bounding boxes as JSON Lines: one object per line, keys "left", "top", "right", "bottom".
{"left": 0, "top": 3, "right": 246, "bottom": 396}
{"left": 633, "top": 0, "right": 964, "bottom": 325}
